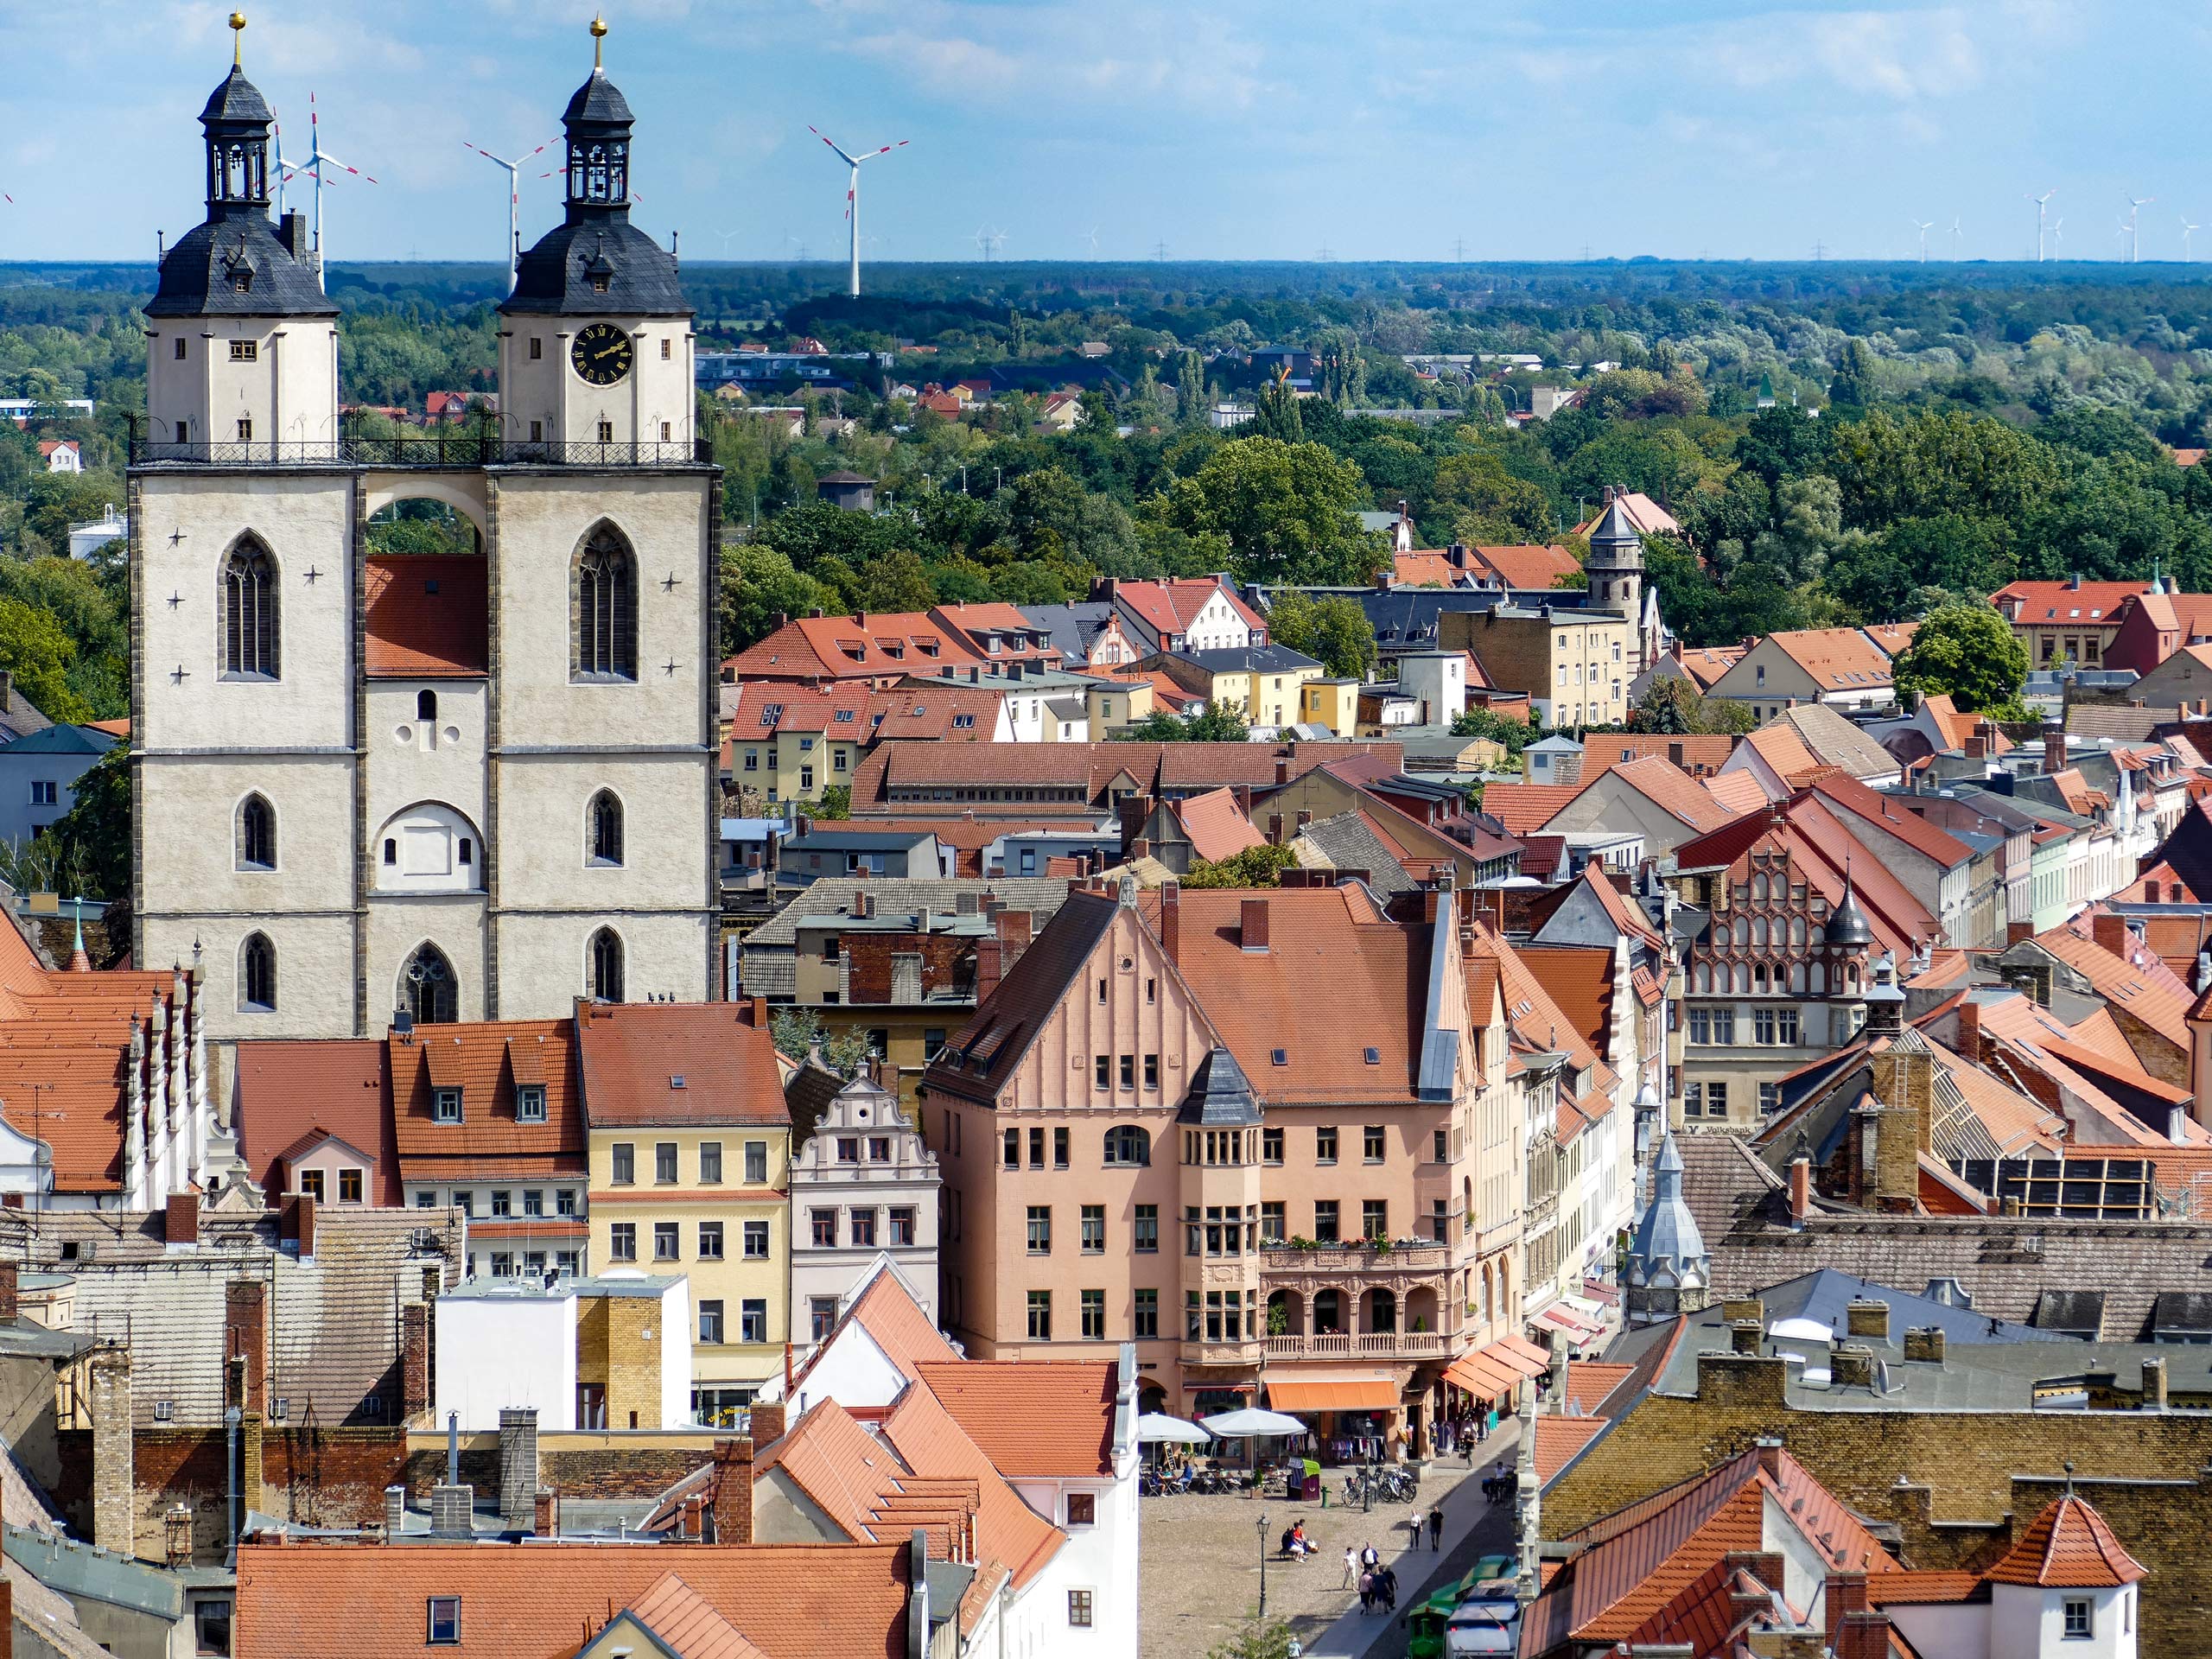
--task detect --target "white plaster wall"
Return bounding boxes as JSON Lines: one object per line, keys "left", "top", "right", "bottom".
{"left": 138, "top": 754, "right": 353, "bottom": 917}
{"left": 143, "top": 913, "right": 355, "bottom": 1042}
{"left": 489, "top": 474, "right": 710, "bottom": 748}
{"left": 784, "top": 1324, "right": 906, "bottom": 1414}
{"left": 492, "top": 909, "right": 707, "bottom": 1016}
{"left": 492, "top": 754, "right": 708, "bottom": 912}
{"left": 366, "top": 902, "right": 490, "bottom": 1029}
{"left": 143, "top": 319, "right": 340, "bottom": 450}
{"left": 365, "top": 682, "right": 490, "bottom": 859}
{"left": 137, "top": 473, "right": 354, "bottom": 748}
{"left": 434, "top": 1291, "right": 578, "bottom": 1431}
{"left": 498, "top": 321, "right": 693, "bottom": 446}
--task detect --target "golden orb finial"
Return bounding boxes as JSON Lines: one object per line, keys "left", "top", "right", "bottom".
{"left": 229, "top": 11, "right": 246, "bottom": 67}
{"left": 590, "top": 14, "right": 607, "bottom": 69}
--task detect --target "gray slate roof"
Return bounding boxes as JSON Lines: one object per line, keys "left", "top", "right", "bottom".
{"left": 1294, "top": 810, "right": 1414, "bottom": 896}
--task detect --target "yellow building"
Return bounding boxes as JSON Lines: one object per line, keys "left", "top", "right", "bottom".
{"left": 1439, "top": 605, "right": 1631, "bottom": 728}
{"left": 1298, "top": 677, "right": 1361, "bottom": 735}
{"left": 1146, "top": 644, "right": 1325, "bottom": 728}
{"left": 577, "top": 1001, "right": 793, "bottom": 1421}
{"left": 721, "top": 682, "right": 1012, "bottom": 804}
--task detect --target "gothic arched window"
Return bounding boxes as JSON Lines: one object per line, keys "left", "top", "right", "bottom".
{"left": 224, "top": 539, "right": 278, "bottom": 679}
{"left": 589, "top": 928, "right": 626, "bottom": 1002}
{"left": 574, "top": 526, "right": 636, "bottom": 681}
{"left": 416, "top": 689, "right": 437, "bottom": 722}
{"left": 588, "top": 791, "right": 624, "bottom": 866}
{"left": 403, "top": 943, "right": 458, "bottom": 1026}
{"left": 239, "top": 933, "right": 276, "bottom": 1012}
{"left": 237, "top": 794, "right": 275, "bottom": 871}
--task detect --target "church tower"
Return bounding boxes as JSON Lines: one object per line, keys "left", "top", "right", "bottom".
{"left": 1584, "top": 486, "right": 1646, "bottom": 677}
{"left": 130, "top": 19, "right": 716, "bottom": 1058}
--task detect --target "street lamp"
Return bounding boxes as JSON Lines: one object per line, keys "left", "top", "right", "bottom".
{"left": 1255, "top": 1510, "right": 1269, "bottom": 1619}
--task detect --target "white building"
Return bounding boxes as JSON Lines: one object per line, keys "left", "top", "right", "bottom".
{"left": 789, "top": 1069, "right": 942, "bottom": 1356}
{"left": 39, "top": 440, "right": 80, "bottom": 474}
{"left": 67, "top": 505, "right": 126, "bottom": 561}
{"left": 131, "top": 48, "right": 715, "bottom": 1046}
{"left": 433, "top": 1270, "right": 692, "bottom": 1431}
{"left": 1882, "top": 1491, "right": 2145, "bottom": 1659}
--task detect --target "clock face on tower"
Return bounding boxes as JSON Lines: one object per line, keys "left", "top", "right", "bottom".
{"left": 571, "top": 323, "right": 634, "bottom": 387}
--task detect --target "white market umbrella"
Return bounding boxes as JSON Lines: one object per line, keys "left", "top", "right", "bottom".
{"left": 1136, "top": 1413, "right": 1212, "bottom": 1445}
{"left": 1202, "top": 1407, "right": 1308, "bottom": 1439}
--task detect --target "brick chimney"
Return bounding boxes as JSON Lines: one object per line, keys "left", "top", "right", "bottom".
{"left": 748, "top": 1402, "right": 786, "bottom": 1447}
{"left": 165, "top": 1192, "right": 199, "bottom": 1247}
{"left": 1838, "top": 1611, "right": 1896, "bottom": 1659}
{"left": 1844, "top": 1299, "right": 1891, "bottom": 1342}
{"left": 2043, "top": 719, "right": 2067, "bottom": 774}
{"left": 1956, "top": 996, "right": 1981, "bottom": 1062}
{"left": 498, "top": 1408, "right": 539, "bottom": 1528}
{"left": 402, "top": 1303, "right": 430, "bottom": 1418}
{"left": 281, "top": 1192, "right": 316, "bottom": 1259}
{"left": 2092, "top": 911, "right": 2129, "bottom": 960}
{"left": 0, "top": 1260, "right": 19, "bottom": 1326}
{"left": 710, "top": 1437, "right": 754, "bottom": 1544}
{"left": 1789, "top": 1153, "right": 1812, "bottom": 1230}
{"left": 682, "top": 1493, "right": 706, "bottom": 1539}
{"left": 1826, "top": 1570, "right": 1868, "bottom": 1648}
{"left": 1240, "top": 898, "right": 1270, "bottom": 952}
{"left": 225, "top": 1280, "right": 268, "bottom": 1417}
{"left": 1161, "top": 880, "right": 1181, "bottom": 964}
{"left": 534, "top": 1485, "right": 559, "bottom": 1538}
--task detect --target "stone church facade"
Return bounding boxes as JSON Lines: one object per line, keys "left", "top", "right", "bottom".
{"left": 130, "top": 38, "right": 717, "bottom": 1047}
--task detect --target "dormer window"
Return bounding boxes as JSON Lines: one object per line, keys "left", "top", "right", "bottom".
{"left": 433, "top": 1088, "right": 463, "bottom": 1124}
{"left": 231, "top": 269, "right": 253, "bottom": 295}
{"left": 516, "top": 1085, "right": 547, "bottom": 1123}
{"left": 591, "top": 273, "right": 611, "bottom": 295}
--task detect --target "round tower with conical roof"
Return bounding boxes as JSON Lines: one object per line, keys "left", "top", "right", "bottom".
{"left": 143, "top": 18, "right": 338, "bottom": 459}
{"left": 497, "top": 19, "right": 694, "bottom": 456}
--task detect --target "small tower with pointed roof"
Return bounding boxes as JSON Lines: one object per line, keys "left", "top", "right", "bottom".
{"left": 1584, "top": 486, "right": 1646, "bottom": 676}
{"left": 1626, "top": 1128, "right": 1710, "bottom": 1325}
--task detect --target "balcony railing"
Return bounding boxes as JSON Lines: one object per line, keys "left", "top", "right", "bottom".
{"left": 1262, "top": 1243, "right": 1450, "bottom": 1274}
{"left": 130, "top": 435, "right": 714, "bottom": 469}
{"left": 1267, "top": 1331, "right": 1449, "bottom": 1359}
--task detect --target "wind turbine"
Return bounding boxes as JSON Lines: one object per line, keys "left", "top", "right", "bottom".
{"left": 808, "top": 127, "right": 908, "bottom": 298}
{"left": 1080, "top": 227, "right": 1100, "bottom": 256}
{"left": 2126, "top": 195, "right": 2155, "bottom": 262}
{"left": 1910, "top": 219, "right": 1934, "bottom": 262}
{"left": 286, "top": 92, "right": 378, "bottom": 289}
{"left": 972, "top": 226, "right": 1007, "bottom": 261}
{"left": 2027, "top": 189, "right": 2056, "bottom": 262}
{"left": 2050, "top": 218, "right": 2063, "bottom": 253}
{"left": 462, "top": 137, "right": 556, "bottom": 296}
{"left": 2183, "top": 215, "right": 2201, "bottom": 262}
{"left": 1949, "top": 216, "right": 1962, "bottom": 259}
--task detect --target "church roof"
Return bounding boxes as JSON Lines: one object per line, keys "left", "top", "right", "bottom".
{"left": 147, "top": 215, "right": 337, "bottom": 319}
{"left": 563, "top": 68, "right": 634, "bottom": 125}
{"left": 503, "top": 213, "right": 687, "bottom": 319}
{"left": 200, "top": 65, "right": 272, "bottom": 125}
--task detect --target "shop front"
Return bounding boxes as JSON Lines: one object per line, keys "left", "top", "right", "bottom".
{"left": 1264, "top": 1371, "right": 1404, "bottom": 1466}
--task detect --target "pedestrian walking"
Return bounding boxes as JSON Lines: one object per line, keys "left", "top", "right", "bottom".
{"left": 1382, "top": 1566, "right": 1398, "bottom": 1612}
{"left": 1341, "top": 1546, "right": 1357, "bottom": 1588}
{"left": 1358, "top": 1569, "right": 1374, "bottom": 1615}
{"left": 1474, "top": 1408, "right": 1487, "bottom": 1444}
{"left": 1361, "top": 1541, "right": 1380, "bottom": 1573}
{"left": 1429, "top": 1503, "right": 1444, "bottom": 1550}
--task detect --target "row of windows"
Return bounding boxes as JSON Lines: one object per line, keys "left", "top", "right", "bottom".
{"left": 207, "top": 527, "right": 649, "bottom": 683}
{"left": 608, "top": 1140, "right": 769, "bottom": 1185}
{"left": 239, "top": 931, "right": 626, "bottom": 1016}
{"left": 233, "top": 791, "right": 625, "bottom": 875}
{"left": 1685, "top": 1007, "right": 1802, "bottom": 1046}
{"left": 476, "top": 1248, "right": 582, "bottom": 1279}
{"left": 416, "top": 1187, "right": 578, "bottom": 1217}
{"left": 1012, "top": 1198, "right": 1445, "bottom": 1255}
{"left": 995, "top": 1122, "right": 1421, "bottom": 1172}
{"left": 805, "top": 1207, "right": 918, "bottom": 1249}
{"left": 606, "top": 1220, "right": 771, "bottom": 1263}
{"left": 1020, "top": 1287, "right": 1258, "bottom": 1345}
{"left": 694, "top": 1297, "right": 768, "bottom": 1345}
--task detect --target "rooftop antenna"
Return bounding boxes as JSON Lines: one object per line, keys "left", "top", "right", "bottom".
{"left": 2184, "top": 216, "right": 2202, "bottom": 262}
{"left": 2027, "top": 189, "right": 2056, "bottom": 263}
{"left": 463, "top": 137, "right": 557, "bottom": 296}
{"left": 2126, "top": 194, "right": 2155, "bottom": 263}
{"left": 1910, "top": 219, "right": 1934, "bottom": 263}
{"left": 287, "top": 91, "right": 380, "bottom": 290}
{"left": 809, "top": 126, "right": 908, "bottom": 298}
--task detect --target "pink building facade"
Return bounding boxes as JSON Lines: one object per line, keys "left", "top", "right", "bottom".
{"left": 919, "top": 875, "right": 1532, "bottom": 1453}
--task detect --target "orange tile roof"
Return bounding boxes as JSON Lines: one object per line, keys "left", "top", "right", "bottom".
{"left": 363, "top": 555, "right": 487, "bottom": 678}
{"left": 1481, "top": 780, "right": 1593, "bottom": 835}
{"left": 1515, "top": 947, "right": 1618, "bottom": 1069}
{"left": 1572, "top": 864, "right": 1666, "bottom": 953}
{"left": 1534, "top": 1414, "right": 1611, "bottom": 1483}
{"left": 1580, "top": 734, "right": 1738, "bottom": 778}
{"left": 2036, "top": 919, "right": 2194, "bottom": 1051}
{"left": 1173, "top": 787, "right": 1267, "bottom": 862}
{"left": 576, "top": 1004, "right": 790, "bottom": 1129}
{"left": 911, "top": 1360, "right": 1117, "bottom": 1478}
{"left": 1982, "top": 1494, "right": 2146, "bottom": 1588}
{"left": 83, "top": 717, "right": 129, "bottom": 740}
{"left": 1605, "top": 755, "right": 1741, "bottom": 831}
{"left": 795, "top": 1265, "right": 962, "bottom": 1395}
{"left": 1111, "top": 577, "right": 1268, "bottom": 643}
{"left": 389, "top": 1020, "right": 585, "bottom": 1178}
{"left": 1864, "top": 1571, "right": 1985, "bottom": 1606}
{"left": 1561, "top": 1361, "right": 1635, "bottom": 1416}
{"left": 881, "top": 1376, "right": 1065, "bottom": 1605}
{"left": 723, "top": 613, "right": 988, "bottom": 683}
{"left": 1391, "top": 550, "right": 1476, "bottom": 588}
{"left": 1703, "top": 771, "right": 1768, "bottom": 817}
{"left": 232, "top": 1542, "right": 913, "bottom": 1659}
{"left": 1573, "top": 492, "right": 1677, "bottom": 538}
{"left": 1742, "top": 723, "right": 1821, "bottom": 780}
{"left": 234, "top": 1039, "right": 400, "bottom": 1205}
{"left": 1471, "top": 543, "right": 1585, "bottom": 589}
{"left": 1990, "top": 579, "right": 2152, "bottom": 623}
{"left": 1861, "top": 620, "right": 1919, "bottom": 657}
{"left": 620, "top": 1573, "right": 772, "bottom": 1659}
{"left": 1763, "top": 626, "right": 1900, "bottom": 690}
{"left": 1674, "top": 646, "right": 1745, "bottom": 691}
{"left": 1800, "top": 771, "right": 1974, "bottom": 867}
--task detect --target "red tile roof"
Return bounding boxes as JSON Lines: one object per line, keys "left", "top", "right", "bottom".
{"left": 1560, "top": 1361, "right": 1635, "bottom": 1416}
{"left": 234, "top": 1039, "right": 400, "bottom": 1205}
{"left": 1533, "top": 1414, "right": 1611, "bottom": 1482}
{"left": 1581, "top": 734, "right": 1738, "bottom": 777}
{"left": 1173, "top": 787, "right": 1267, "bottom": 862}
{"left": 1990, "top": 579, "right": 2151, "bottom": 623}
{"left": 389, "top": 1020, "right": 585, "bottom": 1179}
{"left": 1605, "top": 755, "right": 1741, "bottom": 831}
{"left": 910, "top": 1360, "right": 1118, "bottom": 1478}
{"left": 723, "top": 613, "right": 987, "bottom": 683}
{"left": 2037, "top": 918, "right": 2194, "bottom": 1051}
{"left": 1799, "top": 771, "right": 1974, "bottom": 868}
{"left": 232, "top": 1542, "right": 914, "bottom": 1659}
{"left": 1758, "top": 626, "right": 1900, "bottom": 690}
{"left": 1982, "top": 1493, "right": 2145, "bottom": 1588}
{"left": 1111, "top": 577, "right": 1268, "bottom": 643}
{"left": 881, "top": 1376, "right": 1066, "bottom": 1605}
{"left": 620, "top": 1573, "right": 772, "bottom": 1659}
{"left": 1481, "top": 780, "right": 1593, "bottom": 836}
{"left": 575, "top": 1004, "right": 790, "bottom": 1128}
{"left": 363, "top": 555, "right": 487, "bottom": 678}
{"left": 1674, "top": 646, "right": 1745, "bottom": 691}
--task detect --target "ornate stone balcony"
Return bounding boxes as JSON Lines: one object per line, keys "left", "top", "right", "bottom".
{"left": 1265, "top": 1331, "right": 1449, "bottom": 1360}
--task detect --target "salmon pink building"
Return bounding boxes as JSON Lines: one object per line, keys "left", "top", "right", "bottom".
{"left": 919, "top": 874, "right": 1573, "bottom": 1452}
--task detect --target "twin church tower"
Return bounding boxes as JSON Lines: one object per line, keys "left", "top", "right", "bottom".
{"left": 131, "top": 20, "right": 717, "bottom": 1046}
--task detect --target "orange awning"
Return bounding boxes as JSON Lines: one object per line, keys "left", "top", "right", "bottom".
{"left": 1445, "top": 1338, "right": 1551, "bottom": 1399}
{"left": 1266, "top": 1376, "right": 1401, "bottom": 1413}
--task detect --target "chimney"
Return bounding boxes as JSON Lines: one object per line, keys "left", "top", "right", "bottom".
{"left": 165, "top": 1192, "right": 199, "bottom": 1246}
{"left": 1789, "top": 1154, "right": 1811, "bottom": 1230}
{"left": 710, "top": 1437, "right": 754, "bottom": 1544}
{"left": 1830, "top": 1344, "right": 1877, "bottom": 1389}
{"left": 1838, "top": 1611, "right": 1896, "bottom": 1659}
{"left": 1753, "top": 1437, "right": 1783, "bottom": 1480}
{"left": 974, "top": 937, "right": 1004, "bottom": 1007}
{"left": 89, "top": 1345, "right": 132, "bottom": 1554}
{"left": 855, "top": 889, "right": 874, "bottom": 920}
{"left": 1730, "top": 1319, "right": 1763, "bottom": 1355}
{"left": 0, "top": 1261, "right": 18, "bottom": 1325}
{"left": 402, "top": 1303, "right": 431, "bottom": 1419}
{"left": 1267, "top": 812, "right": 1284, "bottom": 844}
{"left": 2141, "top": 1355, "right": 2169, "bottom": 1409}
{"left": 1161, "top": 880, "right": 1181, "bottom": 964}
{"left": 1902, "top": 1326, "right": 1948, "bottom": 1363}
{"left": 1240, "top": 897, "right": 1270, "bottom": 952}
{"left": 682, "top": 1493, "right": 706, "bottom": 1539}
{"left": 748, "top": 1401, "right": 786, "bottom": 1447}
{"left": 429, "top": 1484, "right": 474, "bottom": 1537}
{"left": 1721, "top": 1297, "right": 1766, "bottom": 1328}
{"left": 385, "top": 1484, "right": 406, "bottom": 1539}
{"left": 1274, "top": 756, "right": 1289, "bottom": 786}
{"left": 1826, "top": 1571, "right": 1869, "bottom": 1648}
{"left": 2092, "top": 911, "right": 2129, "bottom": 960}
{"left": 1844, "top": 1299, "right": 1891, "bottom": 1343}
{"left": 1296, "top": 809, "right": 1313, "bottom": 830}
{"left": 281, "top": 1193, "right": 316, "bottom": 1259}
{"left": 535, "top": 1485, "right": 560, "bottom": 1538}
{"left": 2043, "top": 719, "right": 2068, "bottom": 774}
{"left": 1956, "top": 997, "right": 1981, "bottom": 1062}
{"left": 498, "top": 1408, "right": 539, "bottom": 1528}
{"left": 225, "top": 1280, "right": 268, "bottom": 1417}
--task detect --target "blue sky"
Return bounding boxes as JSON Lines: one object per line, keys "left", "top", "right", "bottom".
{"left": 0, "top": 1, "right": 2202, "bottom": 265}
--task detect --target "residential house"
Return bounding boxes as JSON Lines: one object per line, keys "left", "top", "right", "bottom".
{"left": 1991, "top": 576, "right": 2152, "bottom": 670}
{"left": 721, "top": 682, "right": 1012, "bottom": 804}
{"left": 1704, "top": 626, "right": 1910, "bottom": 719}
{"left": 2101, "top": 588, "right": 2212, "bottom": 674}
{"left": 1358, "top": 505, "right": 1415, "bottom": 555}
{"left": 232, "top": 1037, "right": 401, "bottom": 1207}
{"left": 1102, "top": 576, "right": 1268, "bottom": 657}
{"left": 721, "top": 613, "right": 988, "bottom": 688}
{"left": 435, "top": 1270, "right": 692, "bottom": 1432}
{"left": 1296, "top": 677, "right": 1362, "bottom": 735}
{"left": 1796, "top": 772, "right": 1994, "bottom": 949}
{"left": 1014, "top": 602, "right": 1142, "bottom": 671}
{"left": 578, "top": 1001, "right": 792, "bottom": 1418}
{"left": 1535, "top": 755, "right": 1746, "bottom": 861}
{"left": 0, "top": 725, "right": 116, "bottom": 845}
{"left": 789, "top": 1070, "right": 941, "bottom": 1355}
{"left": 779, "top": 829, "right": 949, "bottom": 888}
{"left": 1436, "top": 605, "right": 1632, "bottom": 728}
{"left": 36, "top": 441, "right": 79, "bottom": 474}
{"left": 1142, "top": 643, "right": 1324, "bottom": 728}
{"left": 1115, "top": 786, "right": 1265, "bottom": 876}
{"left": 2128, "top": 642, "right": 2212, "bottom": 713}
{"left": 1035, "top": 391, "right": 1083, "bottom": 433}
